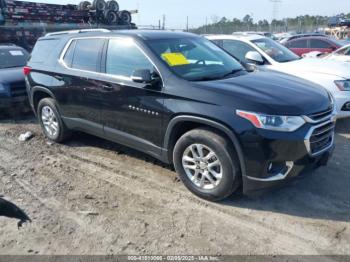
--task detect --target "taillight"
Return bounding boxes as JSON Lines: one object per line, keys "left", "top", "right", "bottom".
{"left": 23, "top": 66, "right": 31, "bottom": 76}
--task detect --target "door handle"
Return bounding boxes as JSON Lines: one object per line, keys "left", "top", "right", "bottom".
{"left": 102, "top": 84, "right": 114, "bottom": 91}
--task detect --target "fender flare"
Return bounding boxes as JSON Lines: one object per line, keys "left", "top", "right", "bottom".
{"left": 30, "top": 86, "right": 56, "bottom": 110}
{"left": 163, "top": 115, "right": 246, "bottom": 177}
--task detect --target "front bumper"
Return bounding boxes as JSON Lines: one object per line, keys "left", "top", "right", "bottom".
{"left": 242, "top": 147, "right": 334, "bottom": 194}
{"left": 240, "top": 117, "right": 336, "bottom": 195}
{"left": 0, "top": 95, "right": 29, "bottom": 109}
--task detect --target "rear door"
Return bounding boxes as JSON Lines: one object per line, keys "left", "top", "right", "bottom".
{"left": 55, "top": 38, "right": 106, "bottom": 136}
{"left": 99, "top": 37, "right": 165, "bottom": 157}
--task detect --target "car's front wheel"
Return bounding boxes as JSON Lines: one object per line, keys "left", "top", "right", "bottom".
{"left": 37, "top": 98, "right": 71, "bottom": 143}
{"left": 173, "top": 128, "right": 241, "bottom": 201}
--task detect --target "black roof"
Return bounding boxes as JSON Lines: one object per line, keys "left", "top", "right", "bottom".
{"left": 115, "top": 30, "right": 198, "bottom": 40}
{"left": 42, "top": 29, "right": 199, "bottom": 41}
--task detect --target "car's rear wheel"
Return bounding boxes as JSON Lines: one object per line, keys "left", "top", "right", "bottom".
{"left": 173, "top": 128, "right": 241, "bottom": 201}
{"left": 37, "top": 98, "right": 71, "bottom": 143}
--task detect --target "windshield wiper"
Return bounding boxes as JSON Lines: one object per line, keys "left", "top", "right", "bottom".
{"left": 192, "top": 76, "right": 223, "bottom": 82}
{"left": 221, "top": 68, "right": 245, "bottom": 79}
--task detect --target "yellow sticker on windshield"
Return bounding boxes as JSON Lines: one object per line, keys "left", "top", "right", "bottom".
{"left": 162, "top": 53, "right": 190, "bottom": 66}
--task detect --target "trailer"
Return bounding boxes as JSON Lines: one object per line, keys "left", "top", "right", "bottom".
{"left": 0, "top": 0, "right": 137, "bottom": 50}
{"left": 325, "top": 26, "right": 350, "bottom": 40}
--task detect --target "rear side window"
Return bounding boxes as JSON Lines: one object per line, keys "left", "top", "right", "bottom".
{"left": 70, "top": 38, "right": 105, "bottom": 72}
{"left": 63, "top": 40, "right": 76, "bottom": 68}
{"left": 31, "top": 39, "right": 61, "bottom": 63}
{"left": 310, "top": 39, "right": 332, "bottom": 49}
{"left": 288, "top": 39, "right": 308, "bottom": 48}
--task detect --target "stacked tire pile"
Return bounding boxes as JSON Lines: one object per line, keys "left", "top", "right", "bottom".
{"left": 78, "top": 0, "right": 132, "bottom": 26}
{"left": 0, "top": 0, "right": 132, "bottom": 26}
{"left": 0, "top": 0, "right": 6, "bottom": 25}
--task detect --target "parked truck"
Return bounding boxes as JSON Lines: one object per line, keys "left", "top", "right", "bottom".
{"left": 0, "top": 0, "right": 137, "bottom": 50}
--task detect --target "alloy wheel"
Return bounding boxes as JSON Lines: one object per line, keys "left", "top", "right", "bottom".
{"left": 182, "top": 144, "right": 223, "bottom": 190}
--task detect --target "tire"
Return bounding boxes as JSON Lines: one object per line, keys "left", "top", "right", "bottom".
{"left": 106, "top": 0, "right": 119, "bottom": 12}
{"left": 173, "top": 128, "right": 241, "bottom": 202}
{"left": 92, "top": 0, "right": 106, "bottom": 11}
{"left": 78, "top": 1, "right": 91, "bottom": 11}
{"left": 0, "top": 0, "right": 6, "bottom": 9}
{"left": 104, "top": 9, "right": 118, "bottom": 25}
{"left": 37, "top": 98, "right": 71, "bottom": 143}
{"left": 118, "top": 10, "right": 131, "bottom": 24}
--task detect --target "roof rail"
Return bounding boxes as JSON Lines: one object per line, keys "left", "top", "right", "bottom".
{"left": 0, "top": 43, "right": 17, "bottom": 46}
{"left": 45, "top": 28, "right": 111, "bottom": 37}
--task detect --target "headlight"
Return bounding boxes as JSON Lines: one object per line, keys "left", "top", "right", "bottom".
{"left": 236, "top": 110, "right": 305, "bottom": 132}
{"left": 335, "top": 80, "right": 350, "bottom": 91}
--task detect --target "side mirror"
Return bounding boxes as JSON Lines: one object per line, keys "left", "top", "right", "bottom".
{"left": 242, "top": 62, "right": 258, "bottom": 72}
{"left": 131, "top": 69, "right": 152, "bottom": 84}
{"left": 245, "top": 51, "right": 264, "bottom": 65}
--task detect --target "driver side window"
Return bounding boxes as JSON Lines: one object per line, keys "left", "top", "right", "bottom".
{"left": 222, "top": 40, "right": 256, "bottom": 63}
{"left": 106, "top": 38, "right": 154, "bottom": 78}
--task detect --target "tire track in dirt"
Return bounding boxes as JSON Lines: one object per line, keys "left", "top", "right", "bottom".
{"left": 0, "top": 120, "right": 349, "bottom": 255}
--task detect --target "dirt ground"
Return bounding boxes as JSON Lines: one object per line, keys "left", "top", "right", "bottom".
{"left": 0, "top": 114, "right": 349, "bottom": 256}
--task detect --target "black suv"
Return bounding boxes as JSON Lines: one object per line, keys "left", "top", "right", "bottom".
{"left": 26, "top": 30, "right": 336, "bottom": 201}
{"left": 0, "top": 44, "right": 29, "bottom": 112}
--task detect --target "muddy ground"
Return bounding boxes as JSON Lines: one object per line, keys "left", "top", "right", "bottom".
{"left": 0, "top": 114, "right": 349, "bottom": 256}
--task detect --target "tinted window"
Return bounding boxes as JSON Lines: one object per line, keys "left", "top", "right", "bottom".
{"left": 211, "top": 40, "right": 223, "bottom": 47}
{"left": 336, "top": 46, "right": 350, "bottom": 55}
{"left": 253, "top": 38, "right": 300, "bottom": 63}
{"left": 31, "top": 39, "right": 60, "bottom": 63}
{"left": 346, "top": 48, "right": 350, "bottom": 55}
{"left": 310, "top": 39, "right": 332, "bottom": 49}
{"left": 147, "top": 37, "right": 243, "bottom": 81}
{"left": 106, "top": 38, "right": 154, "bottom": 77}
{"left": 288, "top": 39, "right": 308, "bottom": 48}
{"left": 0, "top": 48, "right": 29, "bottom": 69}
{"left": 71, "top": 38, "right": 105, "bottom": 71}
{"left": 63, "top": 40, "right": 76, "bottom": 67}
{"left": 222, "top": 40, "right": 256, "bottom": 63}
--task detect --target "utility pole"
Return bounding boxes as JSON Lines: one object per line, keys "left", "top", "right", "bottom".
{"left": 270, "top": 0, "right": 282, "bottom": 32}
{"left": 186, "top": 16, "right": 189, "bottom": 32}
{"left": 205, "top": 16, "right": 208, "bottom": 34}
{"left": 162, "top": 15, "right": 166, "bottom": 30}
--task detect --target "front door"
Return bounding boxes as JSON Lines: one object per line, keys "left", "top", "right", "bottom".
{"left": 100, "top": 38, "right": 165, "bottom": 157}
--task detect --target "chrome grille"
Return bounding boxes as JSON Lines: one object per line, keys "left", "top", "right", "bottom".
{"left": 306, "top": 107, "right": 333, "bottom": 123}
{"left": 307, "top": 121, "right": 335, "bottom": 156}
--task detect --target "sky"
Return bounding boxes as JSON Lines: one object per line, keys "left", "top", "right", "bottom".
{"left": 21, "top": 0, "right": 350, "bottom": 29}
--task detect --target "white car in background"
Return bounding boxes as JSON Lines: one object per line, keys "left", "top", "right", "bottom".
{"left": 206, "top": 34, "right": 350, "bottom": 118}
{"left": 303, "top": 44, "right": 350, "bottom": 62}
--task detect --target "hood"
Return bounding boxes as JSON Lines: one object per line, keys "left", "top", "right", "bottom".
{"left": 326, "top": 55, "right": 350, "bottom": 63}
{"left": 279, "top": 58, "right": 350, "bottom": 79}
{"left": 0, "top": 67, "right": 25, "bottom": 84}
{"left": 191, "top": 71, "right": 331, "bottom": 116}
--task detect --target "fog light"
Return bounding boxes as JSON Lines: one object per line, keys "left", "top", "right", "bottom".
{"left": 341, "top": 102, "right": 350, "bottom": 111}
{"left": 267, "top": 161, "right": 288, "bottom": 175}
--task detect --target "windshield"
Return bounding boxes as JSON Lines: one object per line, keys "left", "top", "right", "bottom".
{"left": 0, "top": 48, "right": 29, "bottom": 69}
{"left": 252, "top": 38, "right": 300, "bottom": 63}
{"left": 146, "top": 37, "right": 244, "bottom": 81}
